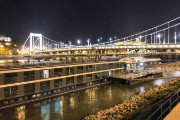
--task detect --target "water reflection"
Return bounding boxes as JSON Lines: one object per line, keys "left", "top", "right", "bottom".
{"left": 140, "top": 87, "right": 145, "bottom": 93}
{"left": 54, "top": 100, "right": 63, "bottom": 119}
{"left": 164, "top": 71, "right": 180, "bottom": 77}
{"left": 34, "top": 103, "right": 41, "bottom": 108}
{"left": 0, "top": 78, "right": 175, "bottom": 120}
{"left": 85, "top": 87, "right": 97, "bottom": 104}
{"left": 41, "top": 104, "right": 50, "bottom": 120}
{"left": 153, "top": 78, "right": 173, "bottom": 86}
{"left": 106, "top": 87, "right": 112, "bottom": 101}
{"left": 69, "top": 96, "right": 75, "bottom": 108}
{"left": 54, "top": 100, "right": 63, "bottom": 113}
{"left": 16, "top": 106, "right": 25, "bottom": 120}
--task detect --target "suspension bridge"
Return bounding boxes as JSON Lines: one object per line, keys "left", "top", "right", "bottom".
{"left": 23, "top": 16, "right": 180, "bottom": 52}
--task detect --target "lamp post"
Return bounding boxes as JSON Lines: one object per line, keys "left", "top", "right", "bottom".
{"left": 97, "top": 39, "right": 100, "bottom": 44}
{"left": 139, "top": 36, "right": 142, "bottom": 42}
{"left": 109, "top": 37, "right": 112, "bottom": 44}
{"left": 87, "top": 39, "right": 90, "bottom": 46}
{"left": 157, "top": 34, "right": 161, "bottom": 44}
{"left": 175, "top": 32, "right": 177, "bottom": 44}
{"left": 100, "top": 37, "right": 102, "bottom": 41}
{"left": 97, "top": 37, "right": 102, "bottom": 45}
{"left": 69, "top": 41, "right": 71, "bottom": 45}
{"left": 77, "top": 40, "right": 81, "bottom": 46}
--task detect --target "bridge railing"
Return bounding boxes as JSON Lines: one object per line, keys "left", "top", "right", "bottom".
{"left": 146, "top": 90, "right": 180, "bottom": 120}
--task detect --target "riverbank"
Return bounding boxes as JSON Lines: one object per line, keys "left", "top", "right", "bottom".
{"left": 84, "top": 78, "right": 180, "bottom": 120}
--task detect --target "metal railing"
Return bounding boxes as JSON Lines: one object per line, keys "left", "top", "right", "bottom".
{"left": 146, "top": 90, "right": 180, "bottom": 120}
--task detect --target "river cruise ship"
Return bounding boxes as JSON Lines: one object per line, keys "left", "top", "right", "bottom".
{"left": 0, "top": 57, "right": 160, "bottom": 108}
{"left": 0, "top": 60, "right": 125, "bottom": 108}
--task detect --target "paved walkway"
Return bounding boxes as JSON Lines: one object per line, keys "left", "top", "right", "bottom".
{"left": 164, "top": 102, "right": 180, "bottom": 120}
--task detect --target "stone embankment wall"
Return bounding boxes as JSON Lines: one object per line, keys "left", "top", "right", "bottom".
{"left": 84, "top": 78, "right": 180, "bottom": 120}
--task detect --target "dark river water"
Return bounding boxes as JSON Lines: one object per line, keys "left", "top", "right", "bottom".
{"left": 0, "top": 77, "right": 176, "bottom": 120}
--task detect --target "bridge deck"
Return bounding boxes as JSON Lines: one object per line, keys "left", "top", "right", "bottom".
{"left": 164, "top": 102, "right": 180, "bottom": 120}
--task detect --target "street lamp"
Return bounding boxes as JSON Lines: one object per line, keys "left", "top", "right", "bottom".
{"left": 87, "top": 39, "right": 90, "bottom": 46}
{"left": 97, "top": 39, "right": 100, "bottom": 44}
{"left": 109, "top": 37, "right": 112, "bottom": 44}
{"left": 157, "top": 34, "right": 161, "bottom": 44}
{"left": 77, "top": 40, "right": 81, "bottom": 46}
{"left": 174, "top": 32, "right": 177, "bottom": 44}
{"left": 139, "top": 36, "right": 142, "bottom": 42}
{"left": 69, "top": 41, "right": 72, "bottom": 45}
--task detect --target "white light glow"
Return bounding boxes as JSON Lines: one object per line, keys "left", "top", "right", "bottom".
{"left": 77, "top": 40, "right": 81, "bottom": 44}
{"left": 157, "top": 34, "right": 161, "bottom": 38}
{"left": 139, "top": 62, "right": 144, "bottom": 66}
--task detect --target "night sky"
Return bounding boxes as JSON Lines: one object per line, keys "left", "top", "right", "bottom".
{"left": 1, "top": 0, "right": 180, "bottom": 44}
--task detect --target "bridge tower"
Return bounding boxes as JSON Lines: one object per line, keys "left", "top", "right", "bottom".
{"left": 29, "top": 33, "right": 43, "bottom": 52}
